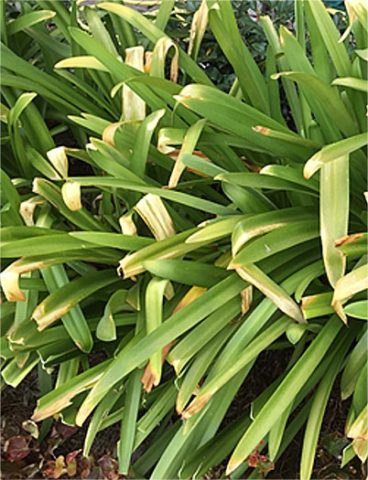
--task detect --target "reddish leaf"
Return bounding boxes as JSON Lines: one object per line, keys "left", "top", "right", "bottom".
{"left": 248, "top": 452, "right": 260, "bottom": 468}
{"left": 50, "top": 422, "right": 79, "bottom": 441}
{"left": 4, "top": 435, "right": 32, "bottom": 463}
{"left": 98, "top": 454, "right": 119, "bottom": 480}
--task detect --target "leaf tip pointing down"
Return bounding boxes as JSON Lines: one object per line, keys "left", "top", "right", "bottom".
{"left": 0, "top": 271, "right": 25, "bottom": 302}
{"left": 181, "top": 393, "right": 212, "bottom": 420}
{"left": 61, "top": 182, "right": 82, "bottom": 211}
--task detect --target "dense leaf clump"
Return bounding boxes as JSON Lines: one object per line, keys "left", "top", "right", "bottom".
{"left": 1, "top": 0, "right": 367, "bottom": 478}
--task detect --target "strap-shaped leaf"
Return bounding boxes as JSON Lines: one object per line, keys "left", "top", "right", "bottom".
{"left": 96, "top": 290, "right": 128, "bottom": 342}
{"left": 304, "top": 133, "right": 368, "bottom": 178}
{"left": 118, "top": 369, "right": 142, "bottom": 473}
{"left": 84, "top": 382, "right": 124, "bottom": 457}
{"left": 33, "top": 270, "right": 119, "bottom": 330}
{"left": 344, "top": 301, "right": 368, "bottom": 320}
{"left": 55, "top": 56, "right": 108, "bottom": 72}
{"left": 130, "top": 110, "right": 165, "bottom": 177}
{"left": 41, "top": 265, "right": 94, "bottom": 353}
{"left": 168, "top": 297, "right": 240, "bottom": 374}
{"left": 218, "top": 171, "right": 318, "bottom": 195}
{"left": 332, "top": 77, "right": 368, "bottom": 92}
{"left": 144, "top": 277, "right": 171, "bottom": 388}
{"left": 273, "top": 71, "right": 357, "bottom": 138}
{"left": 2, "top": 353, "right": 39, "bottom": 388}
{"left": 231, "top": 219, "right": 319, "bottom": 268}
{"left": 176, "top": 327, "right": 233, "bottom": 414}
{"left": 320, "top": 156, "right": 349, "bottom": 287}
{"left": 175, "top": 85, "right": 310, "bottom": 160}
{"left": 7, "top": 10, "right": 56, "bottom": 36}
{"left": 32, "top": 360, "right": 111, "bottom": 422}
{"left": 186, "top": 215, "right": 246, "bottom": 244}
{"left": 0, "top": 169, "right": 23, "bottom": 226}
{"left": 143, "top": 259, "right": 227, "bottom": 288}
{"left": 341, "top": 328, "right": 368, "bottom": 399}
{"left": 66, "top": 177, "right": 231, "bottom": 216}
{"left": 235, "top": 265, "right": 305, "bottom": 324}
{"left": 168, "top": 119, "right": 206, "bottom": 188}
{"left": 231, "top": 208, "right": 315, "bottom": 256}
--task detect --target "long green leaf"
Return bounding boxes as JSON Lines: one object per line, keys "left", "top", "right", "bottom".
{"left": 8, "top": 10, "right": 56, "bottom": 36}
{"left": 304, "top": 133, "right": 368, "bottom": 178}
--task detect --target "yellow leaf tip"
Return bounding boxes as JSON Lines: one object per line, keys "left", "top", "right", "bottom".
{"left": 226, "top": 460, "right": 241, "bottom": 476}
{"left": 270, "top": 72, "right": 281, "bottom": 80}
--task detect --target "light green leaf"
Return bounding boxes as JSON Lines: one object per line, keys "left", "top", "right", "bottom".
{"left": 304, "top": 133, "right": 368, "bottom": 178}
{"left": 168, "top": 119, "right": 206, "bottom": 188}
{"left": 355, "top": 49, "right": 368, "bottom": 61}
{"left": 186, "top": 215, "right": 245, "bottom": 244}
{"left": 344, "top": 301, "right": 368, "bottom": 320}
{"left": 54, "top": 56, "right": 108, "bottom": 72}
{"left": 320, "top": 157, "right": 349, "bottom": 287}
{"left": 144, "top": 277, "right": 171, "bottom": 387}
{"left": 143, "top": 259, "right": 227, "bottom": 288}
{"left": 8, "top": 10, "right": 56, "bottom": 36}
{"left": 131, "top": 109, "right": 166, "bottom": 178}
{"left": 96, "top": 290, "right": 128, "bottom": 342}
{"left": 332, "top": 77, "right": 368, "bottom": 92}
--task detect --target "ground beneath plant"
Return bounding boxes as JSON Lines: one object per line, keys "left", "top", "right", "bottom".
{"left": 1, "top": 350, "right": 365, "bottom": 480}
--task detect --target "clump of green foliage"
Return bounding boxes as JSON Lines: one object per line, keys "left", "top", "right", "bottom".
{"left": 1, "top": 0, "right": 367, "bottom": 478}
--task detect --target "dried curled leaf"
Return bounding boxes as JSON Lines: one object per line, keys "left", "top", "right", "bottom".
{"left": 47, "top": 146, "right": 68, "bottom": 178}
{"left": 61, "top": 182, "right": 82, "bottom": 211}
{"left": 134, "top": 193, "right": 175, "bottom": 240}
{"left": 0, "top": 270, "right": 25, "bottom": 302}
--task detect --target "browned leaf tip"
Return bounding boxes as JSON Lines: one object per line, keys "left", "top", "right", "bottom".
{"left": 335, "top": 233, "right": 364, "bottom": 247}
